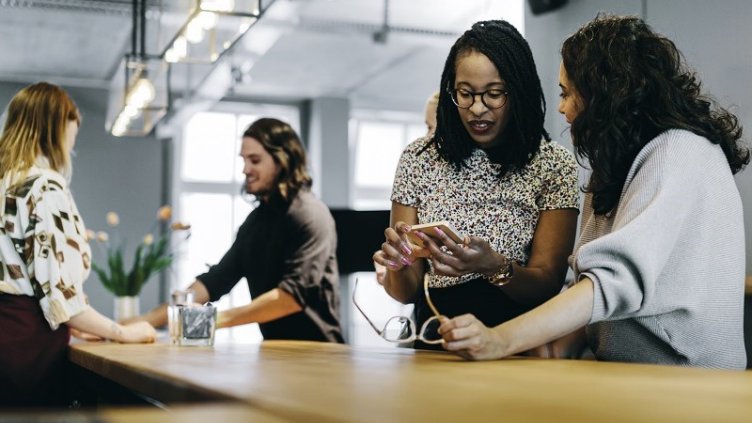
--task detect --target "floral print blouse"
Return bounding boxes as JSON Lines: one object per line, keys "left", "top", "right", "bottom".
{"left": 0, "top": 167, "right": 90, "bottom": 329}
{"left": 392, "top": 136, "right": 579, "bottom": 288}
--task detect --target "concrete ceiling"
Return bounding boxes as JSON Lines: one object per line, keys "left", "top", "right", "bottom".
{"left": 0, "top": 0, "right": 524, "bottom": 115}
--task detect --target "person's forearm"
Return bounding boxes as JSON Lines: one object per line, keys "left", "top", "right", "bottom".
{"left": 382, "top": 262, "right": 424, "bottom": 304}
{"left": 383, "top": 271, "right": 419, "bottom": 303}
{"left": 491, "top": 208, "right": 577, "bottom": 307}
{"left": 67, "top": 307, "right": 129, "bottom": 342}
{"left": 217, "top": 288, "right": 302, "bottom": 328}
{"left": 498, "top": 261, "right": 567, "bottom": 307}
{"left": 493, "top": 278, "right": 594, "bottom": 357}
{"left": 140, "top": 303, "right": 169, "bottom": 327}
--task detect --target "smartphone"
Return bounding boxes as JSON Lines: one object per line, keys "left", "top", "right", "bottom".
{"left": 406, "top": 220, "right": 465, "bottom": 247}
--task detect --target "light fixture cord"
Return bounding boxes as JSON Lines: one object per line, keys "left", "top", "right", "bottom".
{"left": 131, "top": 0, "right": 137, "bottom": 56}
{"left": 140, "top": 0, "right": 146, "bottom": 58}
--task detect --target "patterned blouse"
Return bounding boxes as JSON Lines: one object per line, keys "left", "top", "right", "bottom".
{"left": 392, "top": 136, "right": 580, "bottom": 288}
{"left": 0, "top": 167, "right": 91, "bottom": 329}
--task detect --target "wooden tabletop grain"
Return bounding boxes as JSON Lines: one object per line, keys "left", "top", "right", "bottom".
{"left": 69, "top": 340, "right": 752, "bottom": 423}
{"left": 0, "top": 404, "right": 289, "bottom": 423}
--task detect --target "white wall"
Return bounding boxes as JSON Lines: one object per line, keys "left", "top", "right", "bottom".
{"left": 307, "top": 96, "right": 351, "bottom": 208}
{"left": 526, "top": 0, "right": 752, "bottom": 273}
{"left": 0, "top": 82, "right": 165, "bottom": 318}
{"left": 525, "top": 0, "right": 643, "bottom": 151}
{"left": 647, "top": 0, "right": 752, "bottom": 274}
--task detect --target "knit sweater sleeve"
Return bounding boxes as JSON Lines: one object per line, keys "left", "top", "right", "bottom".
{"left": 575, "top": 131, "right": 710, "bottom": 323}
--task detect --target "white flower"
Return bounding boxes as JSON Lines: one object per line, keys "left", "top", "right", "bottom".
{"left": 106, "top": 212, "right": 120, "bottom": 226}
{"left": 143, "top": 233, "right": 154, "bottom": 245}
{"left": 96, "top": 231, "right": 109, "bottom": 242}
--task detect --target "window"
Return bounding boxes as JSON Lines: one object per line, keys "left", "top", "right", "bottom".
{"left": 174, "top": 103, "right": 299, "bottom": 344}
{"left": 346, "top": 110, "right": 424, "bottom": 346}
{"left": 349, "top": 110, "right": 426, "bottom": 210}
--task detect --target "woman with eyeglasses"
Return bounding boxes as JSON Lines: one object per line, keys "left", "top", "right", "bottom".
{"left": 435, "top": 15, "right": 748, "bottom": 369}
{"left": 373, "top": 20, "right": 579, "bottom": 350}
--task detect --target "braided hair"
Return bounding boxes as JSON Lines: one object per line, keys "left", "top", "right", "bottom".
{"left": 429, "top": 20, "right": 550, "bottom": 175}
{"left": 562, "top": 15, "right": 749, "bottom": 215}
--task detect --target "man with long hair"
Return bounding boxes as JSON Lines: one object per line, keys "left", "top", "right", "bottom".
{"left": 136, "top": 118, "right": 343, "bottom": 342}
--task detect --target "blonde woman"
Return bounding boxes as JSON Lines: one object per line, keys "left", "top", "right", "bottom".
{"left": 0, "top": 82, "right": 156, "bottom": 406}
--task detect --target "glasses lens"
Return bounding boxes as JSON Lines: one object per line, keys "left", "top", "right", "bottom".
{"left": 451, "top": 89, "right": 472, "bottom": 109}
{"left": 420, "top": 317, "right": 442, "bottom": 343}
{"left": 482, "top": 90, "right": 507, "bottom": 109}
{"left": 383, "top": 316, "right": 415, "bottom": 342}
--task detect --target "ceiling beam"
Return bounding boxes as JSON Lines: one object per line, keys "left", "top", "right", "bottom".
{"left": 0, "top": 71, "right": 111, "bottom": 89}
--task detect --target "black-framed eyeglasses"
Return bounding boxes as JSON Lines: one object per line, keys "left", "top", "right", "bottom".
{"left": 449, "top": 87, "right": 509, "bottom": 110}
{"left": 352, "top": 277, "right": 443, "bottom": 345}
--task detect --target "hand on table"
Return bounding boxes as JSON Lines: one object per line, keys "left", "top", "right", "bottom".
{"left": 120, "top": 321, "right": 157, "bottom": 343}
{"left": 438, "top": 314, "right": 507, "bottom": 361}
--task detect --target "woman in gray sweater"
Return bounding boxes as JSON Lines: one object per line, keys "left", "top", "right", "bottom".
{"left": 425, "top": 15, "right": 749, "bottom": 368}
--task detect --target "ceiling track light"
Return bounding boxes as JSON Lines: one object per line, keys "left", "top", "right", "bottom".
{"left": 105, "top": 0, "right": 168, "bottom": 137}
{"left": 162, "top": 0, "right": 274, "bottom": 64}
{"left": 106, "top": 0, "right": 276, "bottom": 137}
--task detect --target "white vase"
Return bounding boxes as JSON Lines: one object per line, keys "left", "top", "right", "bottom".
{"left": 113, "top": 295, "right": 140, "bottom": 321}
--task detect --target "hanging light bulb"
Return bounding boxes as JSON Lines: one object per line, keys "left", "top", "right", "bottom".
{"left": 123, "top": 104, "right": 140, "bottom": 119}
{"left": 174, "top": 36, "right": 188, "bottom": 58}
{"left": 198, "top": 11, "right": 218, "bottom": 30}
{"left": 165, "top": 48, "right": 179, "bottom": 63}
{"left": 185, "top": 17, "right": 205, "bottom": 44}
{"left": 112, "top": 115, "right": 128, "bottom": 136}
{"left": 137, "top": 77, "right": 156, "bottom": 104}
{"left": 165, "top": 36, "right": 188, "bottom": 63}
{"left": 126, "top": 77, "right": 156, "bottom": 109}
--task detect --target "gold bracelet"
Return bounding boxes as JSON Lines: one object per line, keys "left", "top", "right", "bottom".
{"left": 486, "top": 258, "right": 514, "bottom": 287}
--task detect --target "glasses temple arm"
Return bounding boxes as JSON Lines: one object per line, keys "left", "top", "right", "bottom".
{"left": 352, "top": 279, "right": 386, "bottom": 335}
{"left": 423, "top": 277, "right": 441, "bottom": 318}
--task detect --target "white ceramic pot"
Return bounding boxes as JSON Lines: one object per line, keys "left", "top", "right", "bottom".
{"left": 113, "top": 295, "right": 140, "bottom": 321}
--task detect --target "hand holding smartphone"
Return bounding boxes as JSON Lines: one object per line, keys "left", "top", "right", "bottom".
{"left": 406, "top": 220, "right": 465, "bottom": 247}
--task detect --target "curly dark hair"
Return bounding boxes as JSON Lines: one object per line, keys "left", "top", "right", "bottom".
{"left": 562, "top": 15, "right": 749, "bottom": 215}
{"left": 243, "top": 118, "right": 312, "bottom": 203}
{"left": 429, "top": 20, "right": 550, "bottom": 175}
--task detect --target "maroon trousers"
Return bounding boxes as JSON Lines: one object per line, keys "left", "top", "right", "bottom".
{"left": 0, "top": 294, "right": 70, "bottom": 407}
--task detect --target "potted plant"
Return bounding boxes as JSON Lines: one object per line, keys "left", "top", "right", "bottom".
{"left": 90, "top": 205, "right": 190, "bottom": 320}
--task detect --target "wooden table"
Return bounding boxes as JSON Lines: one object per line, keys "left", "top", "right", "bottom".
{"left": 68, "top": 341, "right": 752, "bottom": 423}
{"left": 0, "top": 404, "right": 287, "bottom": 423}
